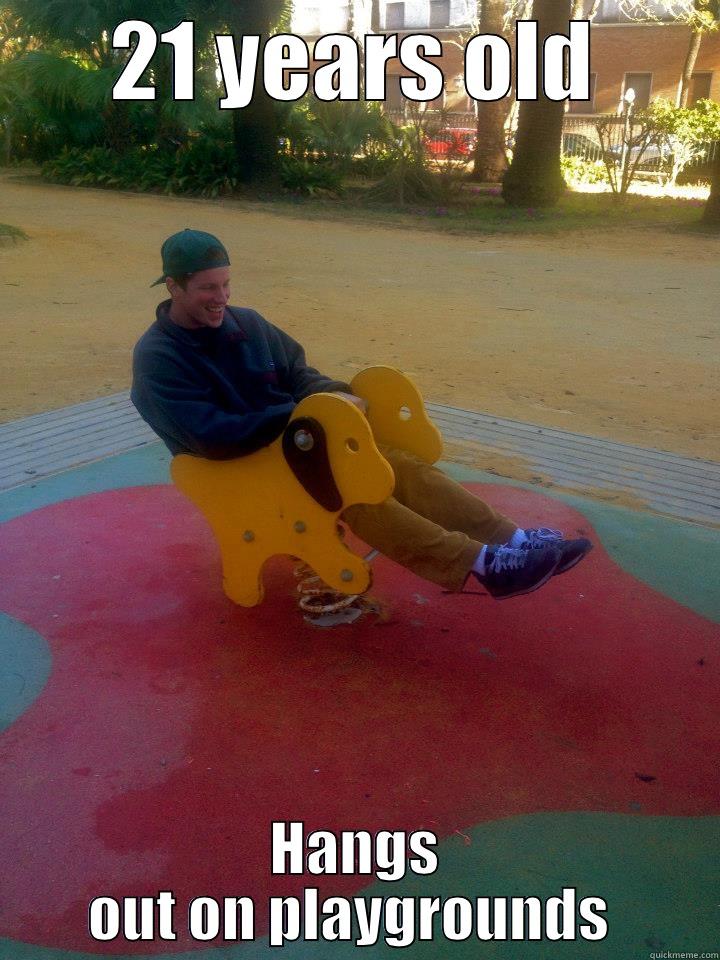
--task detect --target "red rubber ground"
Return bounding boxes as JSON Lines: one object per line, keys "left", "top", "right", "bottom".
{"left": 0, "top": 484, "right": 718, "bottom": 953}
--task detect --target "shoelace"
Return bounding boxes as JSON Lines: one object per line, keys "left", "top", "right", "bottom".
{"left": 488, "top": 547, "right": 525, "bottom": 573}
{"left": 525, "top": 527, "right": 563, "bottom": 546}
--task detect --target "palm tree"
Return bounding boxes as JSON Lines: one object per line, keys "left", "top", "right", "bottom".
{"left": 1, "top": 5, "right": 32, "bottom": 163}
{"left": 470, "top": 0, "right": 510, "bottom": 183}
{"left": 12, "top": 1, "right": 146, "bottom": 67}
{"left": 8, "top": 0, "right": 205, "bottom": 152}
{"left": 469, "top": 1, "right": 600, "bottom": 184}
{"left": 502, "top": 0, "right": 572, "bottom": 207}
{"left": 209, "top": 0, "right": 290, "bottom": 182}
{"left": 1, "top": 3, "right": 115, "bottom": 159}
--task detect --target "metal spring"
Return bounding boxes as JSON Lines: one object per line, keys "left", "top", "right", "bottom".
{"left": 294, "top": 550, "right": 379, "bottom": 616}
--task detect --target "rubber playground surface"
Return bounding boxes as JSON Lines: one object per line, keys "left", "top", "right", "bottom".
{"left": 1, "top": 441, "right": 719, "bottom": 959}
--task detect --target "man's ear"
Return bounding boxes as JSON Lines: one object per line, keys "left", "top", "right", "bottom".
{"left": 165, "top": 277, "right": 177, "bottom": 296}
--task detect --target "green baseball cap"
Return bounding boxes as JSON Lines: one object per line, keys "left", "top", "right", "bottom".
{"left": 151, "top": 229, "right": 230, "bottom": 286}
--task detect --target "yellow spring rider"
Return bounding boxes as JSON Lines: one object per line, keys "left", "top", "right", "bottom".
{"left": 171, "top": 367, "right": 442, "bottom": 607}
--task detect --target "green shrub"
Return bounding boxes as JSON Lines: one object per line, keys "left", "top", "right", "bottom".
{"left": 561, "top": 154, "right": 609, "bottom": 186}
{"left": 362, "top": 117, "right": 458, "bottom": 206}
{"left": 170, "top": 138, "right": 239, "bottom": 197}
{"left": 281, "top": 99, "right": 395, "bottom": 177}
{"left": 43, "top": 146, "right": 169, "bottom": 190}
{"left": 42, "top": 139, "right": 241, "bottom": 197}
{"left": 278, "top": 155, "right": 343, "bottom": 195}
{"left": 351, "top": 139, "right": 399, "bottom": 179}
{"left": 639, "top": 98, "right": 720, "bottom": 187}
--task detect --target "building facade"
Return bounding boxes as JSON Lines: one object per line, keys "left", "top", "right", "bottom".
{"left": 291, "top": 0, "right": 720, "bottom": 114}
{"left": 576, "top": 11, "right": 720, "bottom": 113}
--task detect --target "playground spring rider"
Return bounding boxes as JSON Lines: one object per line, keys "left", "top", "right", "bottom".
{"left": 171, "top": 367, "right": 443, "bottom": 610}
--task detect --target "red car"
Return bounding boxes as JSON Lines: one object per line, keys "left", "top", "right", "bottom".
{"left": 424, "top": 127, "right": 477, "bottom": 158}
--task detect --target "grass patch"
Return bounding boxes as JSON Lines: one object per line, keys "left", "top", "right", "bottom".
{"left": 0, "top": 223, "right": 29, "bottom": 241}
{"left": 242, "top": 184, "right": 709, "bottom": 238}
{"left": 26, "top": 150, "right": 713, "bottom": 239}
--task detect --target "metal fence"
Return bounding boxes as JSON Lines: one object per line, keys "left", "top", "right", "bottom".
{"left": 385, "top": 108, "right": 476, "bottom": 129}
{"left": 385, "top": 107, "right": 718, "bottom": 174}
{"left": 560, "top": 115, "right": 719, "bottom": 174}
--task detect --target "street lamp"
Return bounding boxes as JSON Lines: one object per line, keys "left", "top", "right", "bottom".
{"left": 619, "top": 87, "right": 636, "bottom": 191}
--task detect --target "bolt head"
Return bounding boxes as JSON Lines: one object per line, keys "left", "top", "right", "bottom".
{"left": 340, "top": 569, "right": 354, "bottom": 582}
{"left": 243, "top": 530, "right": 255, "bottom": 542}
{"left": 294, "top": 521, "right": 307, "bottom": 533}
{"left": 294, "top": 430, "right": 314, "bottom": 451}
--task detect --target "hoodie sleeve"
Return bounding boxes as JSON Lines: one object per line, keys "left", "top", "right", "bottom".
{"left": 131, "top": 352, "right": 294, "bottom": 460}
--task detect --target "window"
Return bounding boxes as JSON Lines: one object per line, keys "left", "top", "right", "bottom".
{"left": 623, "top": 72, "right": 652, "bottom": 110}
{"left": 429, "top": 0, "right": 450, "bottom": 28}
{"left": 689, "top": 72, "right": 712, "bottom": 105}
{"left": 597, "top": 0, "right": 673, "bottom": 21}
{"left": 568, "top": 72, "right": 597, "bottom": 114}
{"left": 386, "top": 2, "right": 405, "bottom": 30}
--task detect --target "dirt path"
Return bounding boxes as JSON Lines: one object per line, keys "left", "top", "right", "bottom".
{"left": 2, "top": 172, "right": 719, "bottom": 461}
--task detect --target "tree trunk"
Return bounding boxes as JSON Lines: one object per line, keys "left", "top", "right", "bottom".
{"left": 470, "top": 0, "right": 511, "bottom": 183}
{"left": 227, "top": 0, "right": 287, "bottom": 183}
{"left": 101, "top": 100, "right": 135, "bottom": 152}
{"left": 154, "top": 45, "right": 187, "bottom": 151}
{"left": 371, "top": 0, "right": 381, "bottom": 32}
{"left": 3, "top": 116, "right": 11, "bottom": 166}
{"left": 233, "top": 94, "right": 279, "bottom": 183}
{"left": 702, "top": 143, "right": 720, "bottom": 225}
{"left": 502, "top": 0, "right": 571, "bottom": 207}
{"left": 678, "top": 28, "right": 703, "bottom": 107}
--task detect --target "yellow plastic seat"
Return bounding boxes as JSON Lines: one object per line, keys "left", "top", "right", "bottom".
{"left": 171, "top": 366, "right": 442, "bottom": 606}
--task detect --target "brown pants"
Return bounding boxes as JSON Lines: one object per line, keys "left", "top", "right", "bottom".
{"left": 342, "top": 446, "right": 517, "bottom": 592}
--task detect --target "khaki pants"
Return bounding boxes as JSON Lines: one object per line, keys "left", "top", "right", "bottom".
{"left": 342, "top": 446, "right": 517, "bottom": 592}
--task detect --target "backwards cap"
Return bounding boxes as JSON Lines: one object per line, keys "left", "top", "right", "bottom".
{"left": 152, "top": 229, "right": 230, "bottom": 286}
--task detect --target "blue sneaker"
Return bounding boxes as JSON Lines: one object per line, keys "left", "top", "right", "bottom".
{"left": 472, "top": 544, "right": 560, "bottom": 600}
{"left": 521, "top": 527, "right": 592, "bottom": 574}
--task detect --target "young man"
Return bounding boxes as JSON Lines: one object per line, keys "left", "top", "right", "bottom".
{"left": 132, "top": 230, "right": 591, "bottom": 600}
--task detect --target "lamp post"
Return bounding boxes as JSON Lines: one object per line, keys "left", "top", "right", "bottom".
{"left": 620, "top": 87, "right": 636, "bottom": 192}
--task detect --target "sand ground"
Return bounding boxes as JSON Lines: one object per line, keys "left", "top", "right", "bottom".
{"left": 2, "top": 171, "right": 719, "bottom": 462}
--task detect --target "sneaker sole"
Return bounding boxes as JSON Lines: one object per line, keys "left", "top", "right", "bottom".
{"left": 491, "top": 558, "right": 561, "bottom": 600}
{"left": 555, "top": 542, "right": 593, "bottom": 575}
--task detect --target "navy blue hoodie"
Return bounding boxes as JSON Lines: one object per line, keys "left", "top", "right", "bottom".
{"left": 131, "top": 302, "right": 351, "bottom": 459}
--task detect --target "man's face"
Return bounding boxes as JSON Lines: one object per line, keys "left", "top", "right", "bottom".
{"left": 167, "top": 266, "right": 230, "bottom": 329}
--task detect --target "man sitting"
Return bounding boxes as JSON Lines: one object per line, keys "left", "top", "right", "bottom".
{"left": 131, "top": 230, "right": 591, "bottom": 600}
